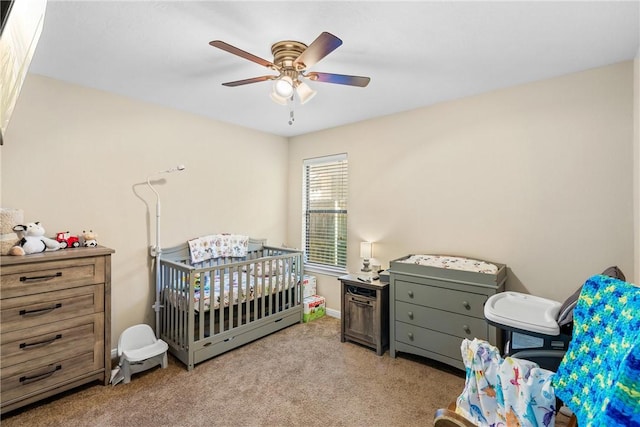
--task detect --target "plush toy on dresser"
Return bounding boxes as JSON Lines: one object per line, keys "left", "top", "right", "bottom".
{"left": 0, "top": 207, "right": 23, "bottom": 255}
{"left": 8, "top": 222, "right": 61, "bottom": 256}
{"left": 82, "top": 229, "right": 98, "bottom": 247}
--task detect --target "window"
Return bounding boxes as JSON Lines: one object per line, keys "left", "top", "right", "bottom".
{"left": 302, "top": 154, "right": 348, "bottom": 272}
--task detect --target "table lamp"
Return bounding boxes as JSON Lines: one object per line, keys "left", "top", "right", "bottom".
{"left": 360, "top": 241, "right": 373, "bottom": 272}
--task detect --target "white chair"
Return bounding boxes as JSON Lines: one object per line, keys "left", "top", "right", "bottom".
{"left": 117, "top": 324, "right": 168, "bottom": 384}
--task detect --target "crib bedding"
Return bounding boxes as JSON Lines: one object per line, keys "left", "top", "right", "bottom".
{"left": 165, "top": 270, "right": 297, "bottom": 312}
{"left": 187, "top": 233, "right": 249, "bottom": 264}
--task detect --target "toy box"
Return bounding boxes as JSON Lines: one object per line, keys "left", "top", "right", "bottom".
{"left": 303, "top": 295, "right": 325, "bottom": 323}
{"left": 302, "top": 275, "right": 317, "bottom": 299}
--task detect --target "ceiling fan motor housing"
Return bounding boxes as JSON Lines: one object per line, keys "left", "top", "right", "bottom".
{"left": 271, "top": 40, "right": 308, "bottom": 71}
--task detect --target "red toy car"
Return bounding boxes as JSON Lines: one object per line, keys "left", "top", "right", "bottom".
{"left": 56, "top": 231, "right": 80, "bottom": 249}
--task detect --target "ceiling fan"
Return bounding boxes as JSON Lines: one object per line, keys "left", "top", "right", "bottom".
{"left": 209, "top": 32, "right": 370, "bottom": 106}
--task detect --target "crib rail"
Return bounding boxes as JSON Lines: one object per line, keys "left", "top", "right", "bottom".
{"left": 156, "top": 242, "right": 303, "bottom": 369}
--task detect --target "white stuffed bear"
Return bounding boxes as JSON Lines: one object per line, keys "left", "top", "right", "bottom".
{"left": 8, "top": 222, "right": 61, "bottom": 256}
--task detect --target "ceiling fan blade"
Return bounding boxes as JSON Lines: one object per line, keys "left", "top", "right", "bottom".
{"left": 293, "top": 32, "right": 342, "bottom": 70}
{"left": 210, "top": 40, "right": 276, "bottom": 69}
{"left": 306, "top": 72, "right": 370, "bottom": 87}
{"left": 222, "top": 75, "right": 276, "bottom": 87}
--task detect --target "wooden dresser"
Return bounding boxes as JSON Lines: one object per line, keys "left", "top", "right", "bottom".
{"left": 0, "top": 246, "right": 114, "bottom": 414}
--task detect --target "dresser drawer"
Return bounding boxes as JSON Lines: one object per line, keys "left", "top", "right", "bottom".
{"left": 395, "top": 321, "right": 464, "bottom": 362}
{"left": 1, "top": 314, "right": 103, "bottom": 368}
{"left": 395, "top": 301, "right": 489, "bottom": 340}
{"left": 0, "top": 257, "right": 105, "bottom": 299}
{"left": 395, "top": 280, "right": 487, "bottom": 318}
{"left": 0, "top": 284, "right": 104, "bottom": 334}
{"left": 1, "top": 351, "right": 100, "bottom": 405}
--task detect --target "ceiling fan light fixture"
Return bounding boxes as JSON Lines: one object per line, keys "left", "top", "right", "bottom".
{"left": 296, "top": 81, "right": 317, "bottom": 105}
{"left": 270, "top": 90, "right": 289, "bottom": 105}
{"left": 274, "top": 76, "right": 294, "bottom": 97}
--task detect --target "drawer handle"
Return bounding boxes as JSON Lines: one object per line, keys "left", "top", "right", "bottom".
{"left": 19, "top": 303, "right": 62, "bottom": 316}
{"left": 20, "top": 272, "right": 63, "bottom": 282}
{"left": 407, "top": 291, "right": 414, "bottom": 298}
{"left": 352, "top": 298, "right": 371, "bottom": 306}
{"left": 19, "top": 365, "right": 62, "bottom": 384}
{"left": 462, "top": 301, "right": 471, "bottom": 310}
{"left": 20, "top": 334, "right": 63, "bottom": 349}
{"left": 407, "top": 311, "right": 414, "bottom": 319}
{"left": 407, "top": 332, "right": 414, "bottom": 340}
{"left": 463, "top": 325, "right": 471, "bottom": 334}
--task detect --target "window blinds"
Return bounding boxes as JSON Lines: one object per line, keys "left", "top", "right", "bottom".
{"left": 302, "top": 154, "right": 348, "bottom": 270}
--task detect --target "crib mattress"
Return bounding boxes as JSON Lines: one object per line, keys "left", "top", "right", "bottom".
{"left": 165, "top": 271, "right": 296, "bottom": 312}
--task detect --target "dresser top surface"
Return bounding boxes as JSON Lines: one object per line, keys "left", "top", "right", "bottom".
{"left": 338, "top": 274, "right": 388, "bottom": 289}
{"left": 1, "top": 246, "right": 114, "bottom": 267}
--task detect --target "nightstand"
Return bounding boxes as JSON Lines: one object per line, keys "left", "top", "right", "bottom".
{"left": 338, "top": 274, "right": 389, "bottom": 355}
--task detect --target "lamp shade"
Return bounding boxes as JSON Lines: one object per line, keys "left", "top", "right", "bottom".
{"left": 360, "top": 242, "right": 372, "bottom": 259}
{"left": 274, "top": 76, "right": 294, "bottom": 97}
{"left": 296, "top": 81, "right": 317, "bottom": 105}
{"left": 270, "top": 91, "right": 288, "bottom": 105}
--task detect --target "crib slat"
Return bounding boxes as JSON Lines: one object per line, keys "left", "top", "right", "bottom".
{"left": 180, "top": 269, "right": 185, "bottom": 347}
{"left": 219, "top": 269, "right": 226, "bottom": 334}
{"left": 231, "top": 265, "right": 236, "bottom": 330}
{"left": 161, "top": 263, "right": 169, "bottom": 343}
{"left": 171, "top": 266, "right": 179, "bottom": 347}
{"left": 244, "top": 265, "right": 250, "bottom": 324}
{"left": 259, "top": 259, "right": 266, "bottom": 319}
{"left": 170, "top": 266, "right": 177, "bottom": 346}
{"left": 210, "top": 270, "right": 216, "bottom": 337}
{"left": 285, "top": 257, "right": 292, "bottom": 306}
{"left": 174, "top": 268, "right": 181, "bottom": 346}
{"left": 196, "top": 272, "right": 203, "bottom": 341}
{"left": 275, "top": 258, "right": 280, "bottom": 312}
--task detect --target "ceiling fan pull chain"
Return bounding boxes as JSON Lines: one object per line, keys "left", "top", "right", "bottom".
{"left": 288, "top": 100, "right": 295, "bottom": 125}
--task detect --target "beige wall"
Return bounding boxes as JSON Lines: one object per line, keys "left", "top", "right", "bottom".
{"left": 2, "top": 75, "right": 289, "bottom": 345}
{"left": 1, "top": 62, "right": 636, "bottom": 345}
{"left": 288, "top": 62, "right": 635, "bottom": 313}
{"left": 634, "top": 51, "right": 640, "bottom": 286}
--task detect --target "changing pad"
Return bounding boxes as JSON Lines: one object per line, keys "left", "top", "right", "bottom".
{"left": 484, "top": 292, "right": 562, "bottom": 336}
{"left": 398, "top": 254, "right": 498, "bottom": 274}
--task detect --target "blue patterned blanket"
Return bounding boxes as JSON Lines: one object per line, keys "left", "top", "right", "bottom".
{"left": 554, "top": 274, "right": 640, "bottom": 427}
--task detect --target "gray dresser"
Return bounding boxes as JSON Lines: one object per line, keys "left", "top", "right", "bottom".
{"left": 389, "top": 255, "right": 506, "bottom": 370}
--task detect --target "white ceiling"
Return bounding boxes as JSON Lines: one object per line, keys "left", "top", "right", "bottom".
{"left": 29, "top": 1, "right": 640, "bottom": 137}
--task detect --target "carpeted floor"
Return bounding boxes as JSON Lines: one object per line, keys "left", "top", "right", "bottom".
{"left": 1, "top": 316, "right": 571, "bottom": 426}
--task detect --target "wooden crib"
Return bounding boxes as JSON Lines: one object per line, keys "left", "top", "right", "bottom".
{"left": 156, "top": 238, "right": 303, "bottom": 370}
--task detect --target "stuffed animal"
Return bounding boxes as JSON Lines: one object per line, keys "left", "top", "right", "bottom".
{"left": 8, "top": 222, "right": 61, "bottom": 256}
{"left": 82, "top": 229, "right": 98, "bottom": 247}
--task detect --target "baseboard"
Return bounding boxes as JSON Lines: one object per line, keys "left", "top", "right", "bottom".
{"left": 326, "top": 308, "right": 341, "bottom": 319}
